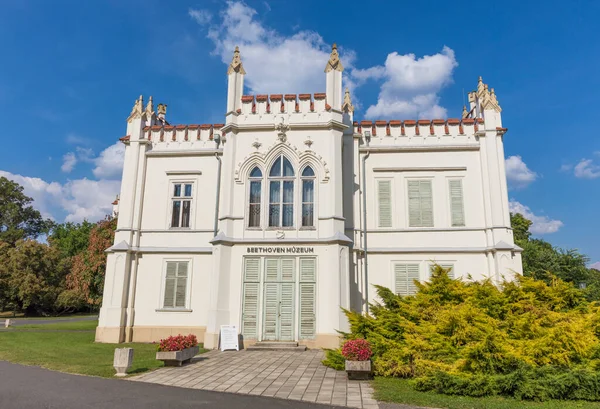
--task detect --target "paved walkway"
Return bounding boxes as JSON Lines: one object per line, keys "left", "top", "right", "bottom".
{"left": 132, "top": 350, "right": 379, "bottom": 409}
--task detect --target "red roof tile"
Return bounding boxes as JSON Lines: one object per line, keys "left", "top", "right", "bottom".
{"left": 375, "top": 120, "right": 387, "bottom": 126}
{"left": 270, "top": 94, "right": 283, "bottom": 100}
{"left": 284, "top": 94, "right": 296, "bottom": 100}
{"left": 256, "top": 95, "right": 268, "bottom": 101}
{"left": 389, "top": 120, "right": 402, "bottom": 126}
{"left": 313, "top": 93, "right": 326, "bottom": 99}
{"left": 299, "top": 94, "right": 311, "bottom": 100}
{"left": 241, "top": 95, "right": 254, "bottom": 103}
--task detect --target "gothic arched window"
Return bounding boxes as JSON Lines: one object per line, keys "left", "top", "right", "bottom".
{"left": 248, "top": 166, "right": 262, "bottom": 227}
{"left": 301, "top": 166, "right": 315, "bottom": 227}
{"left": 268, "top": 155, "right": 294, "bottom": 227}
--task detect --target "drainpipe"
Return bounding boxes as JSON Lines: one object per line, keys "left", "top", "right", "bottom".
{"left": 214, "top": 153, "right": 222, "bottom": 237}
{"left": 361, "top": 150, "right": 370, "bottom": 315}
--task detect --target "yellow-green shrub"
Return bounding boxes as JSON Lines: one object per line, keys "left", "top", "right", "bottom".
{"left": 323, "top": 267, "right": 600, "bottom": 400}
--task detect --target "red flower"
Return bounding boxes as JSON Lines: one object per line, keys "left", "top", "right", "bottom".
{"left": 341, "top": 339, "right": 372, "bottom": 361}
{"left": 157, "top": 333, "right": 199, "bottom": 352}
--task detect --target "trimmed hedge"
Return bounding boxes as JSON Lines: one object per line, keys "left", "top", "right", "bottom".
{"left": 323, "top": 267, "right": 600, "bottom": 401}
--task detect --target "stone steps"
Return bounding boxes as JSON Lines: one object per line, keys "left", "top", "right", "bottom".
{"left": 246, "top": 341, "right": 307, "bottom": 352}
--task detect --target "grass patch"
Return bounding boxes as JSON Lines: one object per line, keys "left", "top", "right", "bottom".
{"left": 15, "top": 320, "right": 98, "bottom": 331}
{"left": 373, "top": 377, "right": 600, "bottom": 409}
{"left": 0, "top": 312, "right": 97, "bottom": 320}
{"left": 0, "top": 320, "right": 207, "bottom": 378}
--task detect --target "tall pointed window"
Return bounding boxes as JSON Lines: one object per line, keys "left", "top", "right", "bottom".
{"left": 269, "top": 155, "right": 295, "bottom": 227}
{"left": 248, "top": 167, "right": 262, "bottom": 227}
{"left": 301, "top": 166, "right": 315, "bottom": 227}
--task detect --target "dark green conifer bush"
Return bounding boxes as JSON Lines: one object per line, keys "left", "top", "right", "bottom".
{"left": 324, "top": 266, "right": 600, "bottom": 401}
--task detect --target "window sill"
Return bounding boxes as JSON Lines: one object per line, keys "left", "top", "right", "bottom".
{"left": 266, "top": 227, "right": 296, "bottom": 231}
{"left": 299, "top": 227, "right": 316, "bottom": 231}
{"left": 168, "top": 227, "right": 192, "bottom": 231}
{"left": 155, "top": 308, "right": 193, "bottom": 313}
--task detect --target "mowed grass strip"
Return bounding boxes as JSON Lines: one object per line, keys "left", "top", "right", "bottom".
{"left": 0, "top": 320, "right": 207, "bottom": 378}
{"left": 15, "top": 320, "right": 99, "bottom": 331}
{"left": 373, "top": 377, "right": 600, "bottom": 409}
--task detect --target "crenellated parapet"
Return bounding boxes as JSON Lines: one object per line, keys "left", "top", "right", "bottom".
{"left": 119, "top": 123, "right": 225, "bottom": 150}
{"left": 237, "top": 93, "right": 333, "bottom": 116}
{"left": 353, "top": 118, "right": 486, "bottom": 142}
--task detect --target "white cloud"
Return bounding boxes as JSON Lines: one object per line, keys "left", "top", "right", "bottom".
{"left": 190, "top": 2, "right": 344, "bottom": 94}
{"left": 59, "top": 143, "right": 124, "bottom": 179}
{"left": 61, "top": 152, "right": 77, "bottom": 173}
{"left": 509, "top": 200, "right": 563, "bottom": 235}
{"left": 93, "top": 142, "right": 125, "bottom": 179}
{"left": 0, "top": 170, "right": 120, "bottom": 223}
{"left": 505, "top": 155, "right": 538, "bottom": 189}
{"left": 591, "top": 261, "right": 600, "bottom": 270}
{"left": 188, "top": 8, "right": 212, "bottom": 25}
{"left": 358, "top": 47, "right": 458, "bottom": 119}
{"left": 574, "top": 158, "right": 600, "bottom": 179}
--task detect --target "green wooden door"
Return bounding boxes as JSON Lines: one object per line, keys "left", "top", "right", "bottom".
{"left": 262, "top": 258, "right": 295, "bottom": 341}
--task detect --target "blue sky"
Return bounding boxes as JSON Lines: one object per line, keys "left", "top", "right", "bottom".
{"left": 0, "top": 0, "right": 598, "bottom": 266}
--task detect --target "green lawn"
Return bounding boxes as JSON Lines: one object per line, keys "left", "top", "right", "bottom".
{"left": 0, "top": 320, "right": 207, "bottom": 378}
{"left": 0, "top": 312, "right": 97, "bottom": 320}
{"left": 373, "top": 377, "right": 600, "bottom": 409}
{"left": 15, "top": 320, "right": 99, "bottom": 330}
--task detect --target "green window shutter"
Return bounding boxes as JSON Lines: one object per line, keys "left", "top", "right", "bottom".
{"left": 420, "top": 181, "right": 433, "bottom": 227}
{"left": 279, "top": 282, "right": 295, "bottom": 341}
{"left": 265, "top": 259, "right": 279, "bottom": 282}
{"left": 163, "top": 262, "right": 177, "bottom": 307}
{"left": 175, "top": 262, "right": 188, "bottom": 308}
{"left": 281, "top": 259, "right": 295, "bottom": 282}
{"left": 242, "top": 258, "right": 260, "bottom": 339}
{"left": 408, "top": 181, "right": 422, "bottom": 227}
{"left": 408, "top": 180, "right": 433, "bottom": 227}
{"left": 300, "top": 258, "right": 316, "bottom": 282}
{"left": 394, "top": 264, "right": 420, "bottom": 296}
{"left": 449, "top": 180, "right": 465, "bottom": 227}
{"left": 241, "top": 282, "right": 259, "bottom": 338}
{"left": 377, "top": 180, "right": 392, "bottom": 228}
{"left": 299, "top": 283, "right": 316, "bottom": 339}
{"left": 244, "top": 258, "right": 260, "bottom": 282}
{"left": 263, "top": 283, "right": 279, "bottom": 341}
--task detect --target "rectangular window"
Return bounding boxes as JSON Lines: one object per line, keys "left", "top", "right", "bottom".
{"left": 163, "top": 261, "right": 189, "bottom": 308}
{"left": 248, "top": 181, "right": 261, "bottom": 227}
{"left": 408, "top": 180, "right": 433, "bottom": 227}
{"left": 377, "top": 180, "right": 392, "bottom": 228}
{"left": 171, "top": 183, "right": 192, "bottom": 228}
{"left": 430, "top": 264, "right": 455, "bottom": 279}
{"left": 449, "top": 179, "right": 465, "bottom": 227}
{"left": 269, "top": 180, "right": 294, "bottom": 227}
{"left": 302, "top": 179, "right": 314, "bottom": 227}
{"left": 394, "top": 264, "right": 420, "bottom": 296}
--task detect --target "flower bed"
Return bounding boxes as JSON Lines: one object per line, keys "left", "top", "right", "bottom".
{"left": 156, "top": 334, "right": 199, "bottom": 367}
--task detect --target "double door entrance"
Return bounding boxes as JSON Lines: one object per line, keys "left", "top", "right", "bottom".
{"left": 241, "top": 257, "right": 316, "bottom": 342}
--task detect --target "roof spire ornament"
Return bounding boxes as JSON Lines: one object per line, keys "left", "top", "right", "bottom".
{"left": 462, "top": 105, "right": 468, "bottom": 118}
{"left": 324, "top": 43, "right": 344, "bottom": 73}
{"left": 227, "top": 46, "right": 246, "bottom": 75}
{"left": 145, "top": 96, "right": 154, "bottom": 116}
{"left": 127, "top": 95, "right": 144, "bottom": 122}
{"left": 342, "top": 88, "right": 354, "bottom": 112}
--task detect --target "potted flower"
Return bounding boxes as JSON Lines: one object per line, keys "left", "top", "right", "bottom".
{"left": 156, "top": 334, "right": 199, "bottom": 367}
{"left": 342, "top": 339, "right": 373, "bottom": 380}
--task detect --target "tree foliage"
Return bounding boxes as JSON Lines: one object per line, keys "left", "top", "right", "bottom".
{"left": 510, "top": 212, "right": 600, "bottom": 300}
{"left": 63, "top": 217, "right": 117, "bottom": 307}
{"left": 324, "top": 267, "right": 600, "bottom": 401}
{"left": 0, "top": 176, "right": 52, "bottom": 245}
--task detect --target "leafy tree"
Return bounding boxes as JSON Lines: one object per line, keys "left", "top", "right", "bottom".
{"left": 510, "top": 212, "right": 600, "bottom": 300}
{"left": 48, "top": 221, "right": 94, "bottom": 259}
{"left": 0, "top": 176, "right": 52, "bottom": 245}
{"left": 511, "top": 212, "right": 532, "bottom": 243}
{"left": 0, "top": 239, "right": 68, "bottom": 315}
{"left": 62, "top": 217, "right": 117, "bottom": 308}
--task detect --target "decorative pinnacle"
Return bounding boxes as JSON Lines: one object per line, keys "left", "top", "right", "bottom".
{"left": 127, "top": 95, "right": 144, "bottom": 122}
{"left": 325, "top": 42, "right": 344, "bottom": 73}
{"left": 342, "top": 88, "right": 354, "bottom": 113}
{"left": 145, "top": 96, "right": 154, "bottom": 115}
{"left": 462, "top": 105, "right": 468, "bottom": 118}
{"left": 227, "top": 45, "right": 246, "bottom": 75}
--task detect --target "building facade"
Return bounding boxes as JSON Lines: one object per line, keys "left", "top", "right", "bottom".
{"left": 95, "top": 45, "right": 522, "bottom": 349}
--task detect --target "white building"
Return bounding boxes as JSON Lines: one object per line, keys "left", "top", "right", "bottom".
{"left": 96, "top": 45, "right": 522, "bottom": 349}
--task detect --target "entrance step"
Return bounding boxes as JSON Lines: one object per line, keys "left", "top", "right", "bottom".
{"left": 246, "top": 341, "right": 307, "bottom": 352}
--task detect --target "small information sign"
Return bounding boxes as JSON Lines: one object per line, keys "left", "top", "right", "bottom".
{"left": 219, "top": 325, "right": 239, "bottom": 352}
